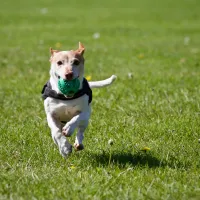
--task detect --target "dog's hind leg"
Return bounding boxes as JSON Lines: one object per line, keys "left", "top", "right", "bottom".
{"left": 46, "top": 114, "right": 72, "bottom": 157}
{"left": 74, "top": 110, "right": 91, "bottom": 151}
{"left": 74, "top": 122, "right": 88, "bottom": 151}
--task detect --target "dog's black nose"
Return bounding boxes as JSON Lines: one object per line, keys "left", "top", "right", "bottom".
{"left": 65, "top": 72, "right": 73, "bottom": 80}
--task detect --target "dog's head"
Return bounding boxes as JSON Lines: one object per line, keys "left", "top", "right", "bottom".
{"left": 49, "top": 42, "right": 85, "bottom": 81}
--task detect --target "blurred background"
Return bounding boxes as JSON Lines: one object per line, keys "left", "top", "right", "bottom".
{"left": 1, "top": 0, "right": 199, "bottom": 80}
{"left": 1, "top": 0, "right": 200, "bottom": 114}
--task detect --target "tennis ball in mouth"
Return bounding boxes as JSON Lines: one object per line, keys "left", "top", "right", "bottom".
{"left": 58, "top": 78, "right": 80, "bottom": 96}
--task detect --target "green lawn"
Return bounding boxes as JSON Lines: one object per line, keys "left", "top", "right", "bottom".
{"left": 0, "top": 0, "right": 200, "bottom": 199}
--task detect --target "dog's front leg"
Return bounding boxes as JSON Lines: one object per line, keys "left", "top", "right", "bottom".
{"left": 62, "top": 112, "right": 88, "bottom": 137}
{"left": 46, "top": 114, "right": 72, "bottom": 157}
{"left": 62, "top": 112, "right": 90, "bottom": 150}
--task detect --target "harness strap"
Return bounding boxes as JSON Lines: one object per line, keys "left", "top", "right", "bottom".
{"left": 41, "top": 78, "right": 92, "bottom": 104}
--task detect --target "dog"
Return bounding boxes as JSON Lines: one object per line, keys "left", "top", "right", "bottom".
{"left": 42, "top": 42, "right": 116, "bottom": 157}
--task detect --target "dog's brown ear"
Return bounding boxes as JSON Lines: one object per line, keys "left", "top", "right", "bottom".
{"left": 50, "top": 47, "right": 60, "bottom": 56}
{"left": 77, "top": 42, "right": 85, "bottom": 55}
{"left": 49, "top": 48, "right": 60, "bottom": 62}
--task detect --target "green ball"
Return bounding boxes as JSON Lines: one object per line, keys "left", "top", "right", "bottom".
{"left": 58, "top": 78, "right": 80, "bottom": 96}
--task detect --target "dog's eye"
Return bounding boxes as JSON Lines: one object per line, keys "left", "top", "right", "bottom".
{"left": 72, "top": 59, "right": 80, "bottom": 66}
{"left": 57, "top": 61, "right": 63, "bottom": 66}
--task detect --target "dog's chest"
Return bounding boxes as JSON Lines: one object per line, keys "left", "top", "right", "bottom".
{"left": 45, "top": 95, "right": 89, "bottom": 121}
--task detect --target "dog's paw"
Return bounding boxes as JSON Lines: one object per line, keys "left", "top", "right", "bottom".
{"left": 58, "top": 136, "right": 73, "bottom": 157}
{"left": 60, "top": 142, "right": 72, "bottom": 157}
{"left": 74, "top": 143, "right": 84, "bottom": 151}
{"left": 62, "top": 123, "right": 76, "bottom": 137}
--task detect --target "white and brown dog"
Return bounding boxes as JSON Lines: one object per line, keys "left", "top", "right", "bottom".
{"left": 42, "top": 42, "right": 116, "bottom": 157}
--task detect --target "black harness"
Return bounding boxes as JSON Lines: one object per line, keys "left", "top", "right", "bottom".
{"left": 41, "top": 78, "right": 92, "bottom": 104}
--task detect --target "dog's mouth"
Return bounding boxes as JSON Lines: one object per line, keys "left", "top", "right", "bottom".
{"left": 57, "top": 75, "right": 80, "bottom": 96}
{"left": 55, "top": 73, "right": 79, "bottom": 81}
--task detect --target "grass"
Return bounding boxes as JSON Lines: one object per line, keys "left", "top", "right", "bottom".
{"left": 0, "top": 0, "right": 200, "bottom": 199}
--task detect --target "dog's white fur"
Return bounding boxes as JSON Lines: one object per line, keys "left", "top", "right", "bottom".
{"left": 44, "top": 43, "right": 116, "bottom": 157}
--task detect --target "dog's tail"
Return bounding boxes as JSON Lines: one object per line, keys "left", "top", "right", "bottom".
{"left": 88, "top": 75, "right": 117, "bottom": 89}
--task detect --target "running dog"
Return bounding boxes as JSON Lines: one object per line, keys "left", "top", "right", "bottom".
{"left": 42, "top": 42, "right": 116, "bottom": 157}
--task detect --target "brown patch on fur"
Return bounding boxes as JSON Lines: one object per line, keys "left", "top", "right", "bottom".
{"left": 49, "top": 42, "right": 85, "bottom": 63}
{"left": 50, "top": 47, "right": 60, "bottom": 56}
{"left": 50, "top": 50, "right": 84, "bottom": 64}
{"left": 49, "top": 48, "right": 60, "bottom": 62}
{"left": 73, "top": 51, "right": 85, "bottom": 63}
{"left": 75, "top": 42, "right": 85, "bottom": 55}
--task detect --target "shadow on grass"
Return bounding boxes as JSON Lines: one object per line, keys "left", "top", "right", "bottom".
{"left": 91, "top": 151, "right": 165, "bottom": 168}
